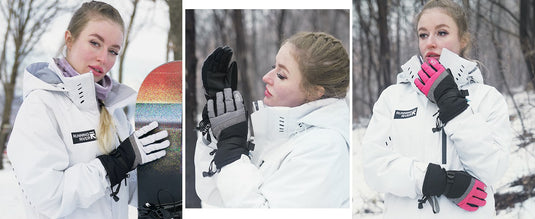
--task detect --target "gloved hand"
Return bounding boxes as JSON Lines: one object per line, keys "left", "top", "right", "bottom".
{"left": 207, "top": 88, "right": 248, "bottom": 169}
{"left": 414, "top": 58, "right": 468, "bottom": 124}
{"left": 198, "top": 46, "right": 238, "bottom": 139}
{"left": 422, "top": 163, "right": 487, "bottom": 212}
{"left": 202, "top": 46, "right": 238, "bottom": 100}
{"left": 98, "top": 121, "right": 170, "bottom": 187}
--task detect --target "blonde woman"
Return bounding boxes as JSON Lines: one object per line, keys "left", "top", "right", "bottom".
{"left": 362, "top": 0, "right": 511, "bottom": 217}
{"left": 8, "top": 1, "right": 168, "bottom": 218}
{"left": 195, "top": 32, "right": 350, "bottom": 208}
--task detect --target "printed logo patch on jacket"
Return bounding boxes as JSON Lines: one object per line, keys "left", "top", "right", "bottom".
{"left": 71, "top": 130, "right": 97, "bottom": 144}
{"left": 394, "top": 107, "right": 418, "bottom": 119}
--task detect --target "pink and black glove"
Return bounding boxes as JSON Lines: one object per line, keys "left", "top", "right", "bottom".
{"left": 422, "top": 163, "right": 487, "bottom": 212}
{"left": 414, "top": 58, "right": 468, "bottom": 124}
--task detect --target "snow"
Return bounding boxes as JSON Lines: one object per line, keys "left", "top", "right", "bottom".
{"left": 352, "top": 90, "right": 535, "bottom": 219}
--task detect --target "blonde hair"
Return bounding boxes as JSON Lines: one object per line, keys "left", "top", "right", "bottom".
{"left": 98, "top": 103, "right": 116, "bottom": 154}
{"left": 68, "top": 1, "right": 124, "bottom": 154}
{"left": 284, "top": 32, "right": 349, "bottom": 100}
{"left": 415, "top": 0, "right": 471, "bottom": 57}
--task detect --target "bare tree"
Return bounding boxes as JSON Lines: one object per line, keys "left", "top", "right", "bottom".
{"left": 519, "top": 0, "right": 535, "bottom": 89}
{"left": 185, "top": 9, "right": 200, "bottom": 208}
{"left": 166, "top": 0, "right": 181, "bottom": 60}
{"left": 118, "top": 0, "right": 140, "bottom": 83}
{"left": 0, "top": 0, "right": 63, "bottom": 169}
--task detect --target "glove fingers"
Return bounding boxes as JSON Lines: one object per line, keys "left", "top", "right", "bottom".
{"left": 140, "top": 130, "right": 169, "bottom": 146}
{"left": 472, "top": 187, "right": 488, "bottom": 199}
{"left": 203, "top": 47, "right": 222, "bottom": 73}
{"left": 224, "top": 88, "right": 235, "bottom": 112}
{"left": 144, "top": 149, "right": 167, "bottom": 163}
{"left": 218, "top": 46, "right": 233, "bottom": 71}
{"left": 136, "top": 121, "right": 158, "bottom": 137}
{"left": 216, "top": 91, "right": 224, "bottom": 116}
{"left": 468, "top": 196, "right": 486, "bottom": 207}
{"left": 228, "top": 61, "right": 238, "bottom": 90}
{"left": 414, "top": 77, "right": 425, "bottom": 90}
{"left": 459, "top": 203, "right": 479, "bottom": 212}
{"left": 207, "top": 99, "right": 215, "bottom": 118}
{"left": 428, "top": 58, "right": 445, "bottom": 73}
{"left": 233, "top": 90, "right": 244, "bottom": 111}
{"left": 421, "top": 63, "right": 435, "bottom": 77}
{"left": 142, "top": 139, "right": 170, "bottom": 153}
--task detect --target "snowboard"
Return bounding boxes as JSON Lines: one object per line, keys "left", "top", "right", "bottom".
{"left": 135, "top": 61, "right": 182, "bottom": 218}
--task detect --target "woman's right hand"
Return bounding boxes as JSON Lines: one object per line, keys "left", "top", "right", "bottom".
{"left": 207, "top": 88, "right": 249, "bottom": 169}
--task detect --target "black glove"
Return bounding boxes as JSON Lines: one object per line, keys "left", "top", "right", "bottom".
{"left": 415, "top": 58, "right": 468, "bottom": 124}
{"left": 207, "top": 88, "right": 248, "bottom": 169}
{"left": 97, "top": 122, "right": 170, "bottom": 188}
{"left": 422, "top": 163, "right": 487, "bottom": 212}
{"left": 202, "top": 46, "right": 238, "bottom": 100}
{"left": 198, "top": 46, "right": 238, "bottom": 138}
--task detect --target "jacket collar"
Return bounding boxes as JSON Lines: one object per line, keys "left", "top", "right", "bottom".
{"left": 23, "top": 59, "right": 136, "bottom": 112}
{"left": 250, "top": 98, "right": 349, "bottom": 146}
{"left": 397, "top": 48, "right": 484, "bottom": 90}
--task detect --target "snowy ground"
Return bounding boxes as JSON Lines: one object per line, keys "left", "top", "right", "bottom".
{"left": 352, "top": 90, "right": 535, "bottom": 218}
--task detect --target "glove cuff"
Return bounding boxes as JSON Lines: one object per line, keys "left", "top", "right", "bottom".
{"left": 97, "top": 138, "right": 137, "bottom": 187}
{"left": 422, "top": 163, "right": 447, "bottom": 196}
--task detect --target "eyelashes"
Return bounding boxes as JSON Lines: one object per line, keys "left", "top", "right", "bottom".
{"left": 271, "top": 65, "right": 287, "bottom": 80}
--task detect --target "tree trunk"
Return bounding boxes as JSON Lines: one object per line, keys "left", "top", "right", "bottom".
{"left": 519, "top": 0, "right": 535, "bottom": 88}
{"left": 276, "top": 10, "right": 286, "bottom": 48}
{"left": 167, "top": 0, "right": 182, "bottom": 60}
{"left": 232, "top": 10, "right": 253, "bottom": 104}
{"left": 184, "top": 9, "right": 200, "bottom": 208}
{"left": 118, "top": 0, "right": 139, "bottom": 83}
{"left": 377, "top": 0, "right": 391, "bottom": 91}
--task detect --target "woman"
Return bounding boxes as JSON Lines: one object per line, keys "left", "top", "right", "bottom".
{"left": 362, "top": 0, "right": 511, "bottom": 217}
{"left": 194, "top": 32, "right": 350, "bottom": 208}
{"left": 8, "top": 1, "right": 169, "bottom": 218}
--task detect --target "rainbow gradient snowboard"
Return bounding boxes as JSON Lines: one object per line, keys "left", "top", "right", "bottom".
{"left": 135, "top": 61, "right": 182, "bottom": 218}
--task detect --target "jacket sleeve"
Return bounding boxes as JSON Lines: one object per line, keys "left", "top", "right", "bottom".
{"left": 215, "top": 129, "right": 349, "bottom": 208}
{"left": 7, "top": 93, "right": 109, "bottom": 218}
{"left": 444, "top": 86, "right": 511, "bottom": 185}
{"left": 362, "top": 86, "right": 428, "bottom": 198}
{"left": 194, "top": 133, "right": 224, "bottom": 206}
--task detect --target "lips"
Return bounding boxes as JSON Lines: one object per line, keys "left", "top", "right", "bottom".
{"left": 425, "top": 52, "right": 440, "bottom": 62}
{"left": 264, "top": 87, "right": 272, "bottom": 97}
{"left": 89, "top": 65, "right": 104, "bottom": 76}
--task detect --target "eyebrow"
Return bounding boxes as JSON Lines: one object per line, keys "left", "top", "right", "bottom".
{"left": 418, "top": 24, "right": 450, "bottom": 32}
{"left": 89, "top": 33, "right": 121, "bottom": 50}
{"left": 277, "top": 63, "right": 290, "bottom": 74}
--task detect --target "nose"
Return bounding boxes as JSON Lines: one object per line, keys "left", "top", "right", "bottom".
{"left": 425, "top": 35, "right": 437, "bottom": 50}
{"left": 262, "top": 69, "right": 274, "bottom": 85}
{"left": 96, "top": 49, "right": 107, "bottom": 64}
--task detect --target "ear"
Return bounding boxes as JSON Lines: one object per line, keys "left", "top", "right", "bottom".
{"left": 65, "top": 30, "right": 73, "bottom": 49}
{"left": 311, "top": 85, "right": 325, "bottom": 100}
{"left": 460, "top": 34, "right": 469, "bottom": 51}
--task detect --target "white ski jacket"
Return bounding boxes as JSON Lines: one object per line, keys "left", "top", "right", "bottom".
{"left": 195, "top": 98, "right": 350, "bottom": 208}
{"left": 7, "top": 59, "right": 137, "bottom": 219}
{"left": 362, "top": 49, "right": 511, "bottom": 218}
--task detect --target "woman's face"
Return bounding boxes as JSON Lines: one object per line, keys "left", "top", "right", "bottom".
{"left": 417, "top": 8, "right": 466, "bottom": 62}
{"left": 65, "top": 19, "right": 123, "bottom": 82}
{"left": 262, "top": 43, "right": 307, "bottom": 107}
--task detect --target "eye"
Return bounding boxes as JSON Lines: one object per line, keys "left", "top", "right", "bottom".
{"left": 109, "top": 50, "right": 119, "bottom": 56}
{"left": 438, "top": 31, "right": 449, "bottom": 36}
{"left": 276, "top": 72, "right": 287, "bottom": 80}
{"left": 418, "top": 33, "right": 428, "bottom": 39}
{"left": 90, "top": 40, "right": 100, "bottom": 47}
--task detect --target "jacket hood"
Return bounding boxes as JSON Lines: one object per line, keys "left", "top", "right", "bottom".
{"left": 23, "top": 59, "right": 136, "bottom": 112}
{"left": 250, "top": 98, "right": 350, "bottom": 147}
{"left": 396, "top": 48, "right": 484, "bottom": 91}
